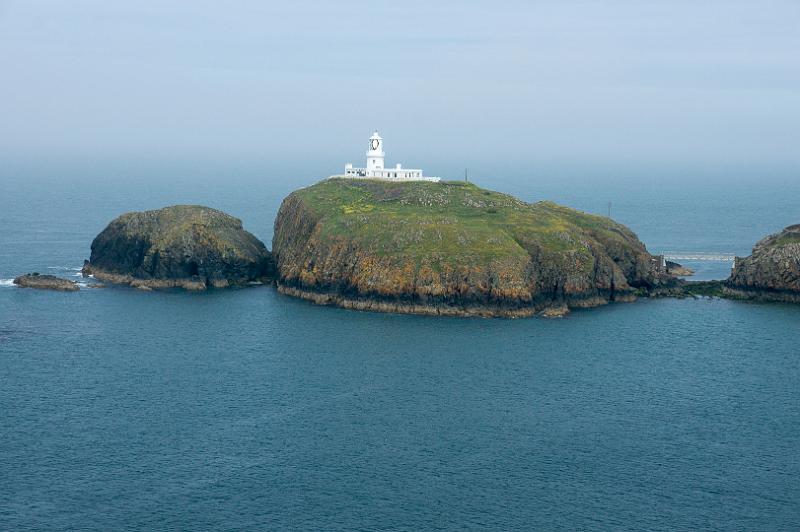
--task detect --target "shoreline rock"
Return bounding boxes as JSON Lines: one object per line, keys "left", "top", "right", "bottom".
{"left": 726, "top": 224, "right": 800, "bottom": 302}
{"left": 666, "top": 260, "right": 694, "bottom": 277}
{"left": 13, "top": 273, "right": 79, "bottom": 292}
{"left": 81, "top": 266, "right": 212, "bottom": 291}
{"left": 721, "top": 286, "right": 800, "bottom": 304}
{"left": 278, "top": 283, "right": 541, "bottom": 318}
{"left": 278, "top": 281, "right": 640, "bottom": 319}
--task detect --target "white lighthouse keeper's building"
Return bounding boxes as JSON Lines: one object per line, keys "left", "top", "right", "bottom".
{"left": 334, "top": 131, "right": 440, "bottom": 182}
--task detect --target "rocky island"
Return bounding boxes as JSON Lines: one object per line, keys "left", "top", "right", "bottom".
{"left": 82, "top": 205, "right": 272, "bottom": 290}
{"left": 273, "top": 179, "right": 676, "bottom": 317}
{"left": 724, "top": 224, "right": 800, "bottom": 302}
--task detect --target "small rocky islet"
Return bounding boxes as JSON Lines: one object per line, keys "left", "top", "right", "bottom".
{"left": 81, "top": 205, "right": 273, "bottom": 290}
{"left": 13, "top": 178, "right": 800, "bottom": 316}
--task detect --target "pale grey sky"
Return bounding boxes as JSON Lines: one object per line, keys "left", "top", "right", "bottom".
{"left": 1, "top": 0, "right": 799, "bottom": 169}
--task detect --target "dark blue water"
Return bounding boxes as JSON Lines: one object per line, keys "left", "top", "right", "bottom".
{"left": 2, "top": 161, "right": 800, "bottom": 530}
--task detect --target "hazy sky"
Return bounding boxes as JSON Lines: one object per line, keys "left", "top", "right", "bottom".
{"left": 2, "top": 0, "right": 799, "bottom": 170}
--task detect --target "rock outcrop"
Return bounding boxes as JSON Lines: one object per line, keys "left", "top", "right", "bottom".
{"left": 726, "top": 224, "right": 800, "bottom": 302}
{"left": 666, "top": 260, "right": 694, "bottom": 277}
{"left": 14, "top": 273, "right": 79, "bottom": 291}
{"left": 272, "top": 179, "right": 675, "bottom": 317}
{"left": 83, "top": 205, "right": 272, "bottom": 290}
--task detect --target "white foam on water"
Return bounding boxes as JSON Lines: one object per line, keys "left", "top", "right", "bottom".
{"left": 45, "top": 265, "right": 85, "bottom": 277}
{"left": 47, "top": 266, "right": 83, "bottom": 271}
{"left": 0, "top": 279, "right": 16, "bottom": 287}
{"left": 662, "top": 252, "right": 736, "bottom": 262}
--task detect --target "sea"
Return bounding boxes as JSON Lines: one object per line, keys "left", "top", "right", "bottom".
{"left": 2, "top": 159, "right": 799, "bottom": 530}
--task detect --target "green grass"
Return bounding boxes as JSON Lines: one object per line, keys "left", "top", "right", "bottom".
{"left": 292, "top": 178, "right": 640, "bottom": 271}
{"left": 111, "top": 205, "right": 264, "bottom": 260}
{"left": 773, "top": 233, "right": 800, "bottom": 247}
{"left": 682, "top": 281, "right": 726, "bottom": 297}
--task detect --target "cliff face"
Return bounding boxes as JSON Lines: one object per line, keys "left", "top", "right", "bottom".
{"left": 727, "top": 224, "right": 800, "bottom": 302}
{"left": 273, "top": 179, "right": 672, "bottom": 316}
{"left": 83, "top": 205, "right": 272, "bottom": 290}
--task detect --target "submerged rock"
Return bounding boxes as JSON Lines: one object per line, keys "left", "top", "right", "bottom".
{"left": 273, "top": 179, "right": 675, "bottom": 317}
{"left": 83, "top": 205, "right": 272, "bottom": 290}
{"left": 726, "top": 224, "right": 800, "bottom": 302}
{"left": 13, "top": 273, "right": 79, "bottom": 291}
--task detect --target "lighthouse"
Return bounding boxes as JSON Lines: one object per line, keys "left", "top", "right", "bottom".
{"left": 337, "top": 131, "right": 439, "bottom": 182}
{"left": 366, "top": 131, "right": 385, "bottom": 171}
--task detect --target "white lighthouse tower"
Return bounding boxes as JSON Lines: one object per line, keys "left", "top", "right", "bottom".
{"left": 337, "top": 131, "right": 439, "bottom": 182}
{"left": 366, "top": 131, "right": 384, "bottom": 171}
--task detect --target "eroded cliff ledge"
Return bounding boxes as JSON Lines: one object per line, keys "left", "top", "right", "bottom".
{"left": 273, "top": 179, "right": 675, "bottom": 317}
{"left": 83, "top": 205, "right": 272, "bottom": 290}
{"left": 725, "top": 224, "right": 800, "bottom": 302}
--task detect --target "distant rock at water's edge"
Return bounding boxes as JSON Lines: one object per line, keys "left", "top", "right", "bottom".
{"left": 14, "top": 273, "right": 79, "bottom": 291}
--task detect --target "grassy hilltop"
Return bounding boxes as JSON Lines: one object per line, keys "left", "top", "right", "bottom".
{"left": 273, "top": 178, "right": 669, "bottom": 316}
{"left": 289, "top": 179, "right": 634, "bottom": 270}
